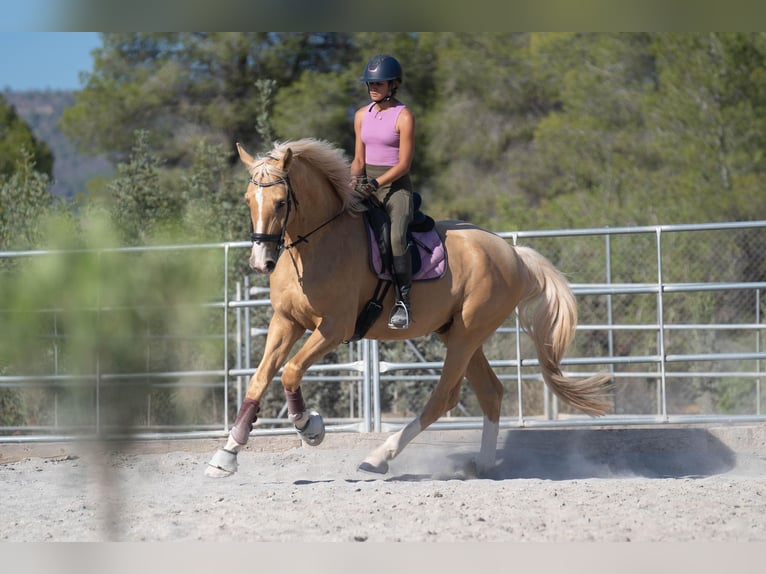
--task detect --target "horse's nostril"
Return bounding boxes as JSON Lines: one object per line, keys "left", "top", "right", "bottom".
{"left": 265, "top": 261, "right": 276, "bottom": 272}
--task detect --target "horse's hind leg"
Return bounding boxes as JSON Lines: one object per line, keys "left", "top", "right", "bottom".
{"left": 358, "top": 340, "right": 477, "bottom": 474}
{"left": 464, "top": 348, "right": 504, "bottom": 475}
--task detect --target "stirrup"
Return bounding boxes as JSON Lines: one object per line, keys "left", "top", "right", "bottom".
{"left": 388, "top": 301, "right": 410, "bottom": 329}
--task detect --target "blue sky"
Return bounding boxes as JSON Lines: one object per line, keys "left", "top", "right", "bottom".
{"left": 0, "top": 32, "right": 101, "bottom": 91}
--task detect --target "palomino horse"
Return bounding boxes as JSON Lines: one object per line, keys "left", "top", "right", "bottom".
{"left": 205, "top": 138, "right": 612, "bottom": 478}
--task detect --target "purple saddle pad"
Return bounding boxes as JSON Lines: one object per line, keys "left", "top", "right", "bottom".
{"left": 366, "top": 224, "right": 447, "bottom": 281}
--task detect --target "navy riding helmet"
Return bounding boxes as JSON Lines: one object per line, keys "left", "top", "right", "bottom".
{"left": 360, "top": 54, "right": 403, "bottom": 83}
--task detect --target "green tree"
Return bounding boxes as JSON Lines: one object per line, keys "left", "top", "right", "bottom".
{"left": 416, "top": 33, "right": 542, "bottom": 227}
{"left": 56, "top": 32, "right": 766, "bottom": 233}
{"left": 515, "top": 33, "right": 659, "bottom": 229}
{"left": 178, "top": 139, "right": 243, "bottom": 243}
{"left": 647, "top": 33, "right": 766, "bottom": 223}
{"left": 0, "top": 149, "right": 53, "bottom": 251}
{"left": 105, "top": 130, "right": 172, "bottom": 244}
{"left": 271, "top": 69, "right": 356, "bottom": 151}
{"left": 0, "top": 95, "right": 54, "bottom": 179}
{"left": 60, "top": 33, "right": 356, "bottom": 166}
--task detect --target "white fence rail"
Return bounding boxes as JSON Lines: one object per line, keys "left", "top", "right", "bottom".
{"left": 1, "top": 220, "right": 764, "bottom": 442}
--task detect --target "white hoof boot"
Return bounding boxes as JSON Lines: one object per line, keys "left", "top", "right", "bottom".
{"left": 297, "top": 411, "right": 325, "bottom": 446}
{"left": 358, "top": 459, "right": 389, "bottom": 474}
{"left": 205, "top": 448, "right": 238, "bottom": 478}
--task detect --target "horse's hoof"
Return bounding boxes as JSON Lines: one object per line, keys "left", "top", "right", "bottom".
{"left": 475, "top": 465, "right": 497, "bottom": 479}
{"left": 358, "top": 460, "right": 389, "bottom": 475}
{"left": 297, "top": 411, "right": 325, "bottom": 446}
{"left": 472, "top": 454, "right": 497, "bottom": 478}
{"left": 205, "top": 465, "right": 235, "bottom": 478}
{"left": 205, "top": 448, "right": 238, "bottom": 478}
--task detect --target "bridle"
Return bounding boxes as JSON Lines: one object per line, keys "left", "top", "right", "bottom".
{"left": 248, "top": 174, "right": 297, "bottom": 249}
{"left": 247, "top": 167, "right": 344, "bottom": 257}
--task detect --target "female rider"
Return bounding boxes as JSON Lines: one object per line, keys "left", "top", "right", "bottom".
{"left": 351, "top": 54, "right": 416, "bottom": 330}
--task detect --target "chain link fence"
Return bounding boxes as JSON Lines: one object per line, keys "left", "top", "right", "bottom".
{"left": 1, "top": 221, "right": 764, "bottom": 441}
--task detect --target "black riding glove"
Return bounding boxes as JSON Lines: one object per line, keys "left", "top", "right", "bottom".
{"left": 359, "top": 178, "right": 379, "bottom": 195}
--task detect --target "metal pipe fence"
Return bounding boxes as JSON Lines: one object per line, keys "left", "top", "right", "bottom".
{"left": 1, "top": 221, "right": 764, "bottom": 442}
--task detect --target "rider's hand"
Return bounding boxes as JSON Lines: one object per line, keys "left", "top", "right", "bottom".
{"left": 352, "top": 175, "right": 367, "bottom": 192}
{"left": 359, "top": 178, "right": 379, "bottom": 195}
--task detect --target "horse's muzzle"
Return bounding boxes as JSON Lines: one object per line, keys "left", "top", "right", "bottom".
{"left": 249, "top": 257, "right": 277, "bottom": 274}
{"left": 249, "top": 243, "right": 278, "bottom": 274}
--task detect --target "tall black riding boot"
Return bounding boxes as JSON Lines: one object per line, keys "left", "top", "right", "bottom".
{"left": 389, "top": 248, "right": 413, "bottom": 329}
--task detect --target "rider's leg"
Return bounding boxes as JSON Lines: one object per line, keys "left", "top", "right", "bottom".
{"left": 389, "top": 246, "right": 412, "bottom": 329}
{"left": 381, "top": 183, "right": 414, "bottom": 329}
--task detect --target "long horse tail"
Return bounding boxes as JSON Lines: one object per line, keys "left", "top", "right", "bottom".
{"left": 513, "top": 245, "right": 613, "bottom": 416}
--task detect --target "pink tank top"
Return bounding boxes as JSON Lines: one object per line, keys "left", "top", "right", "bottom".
{"left": 361, "top": 102, "right": 406, "bottom": 166}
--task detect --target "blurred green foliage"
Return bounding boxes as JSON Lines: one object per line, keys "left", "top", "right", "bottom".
{"left": 0, "top": 208, "right": 226, "bottom": 434}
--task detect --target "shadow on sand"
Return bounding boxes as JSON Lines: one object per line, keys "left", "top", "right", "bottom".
{"left": 384, "top": 427, "right": 738, "bottom": 482}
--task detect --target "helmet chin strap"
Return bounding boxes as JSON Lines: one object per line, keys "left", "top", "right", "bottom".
{"left": 368, "top": 96, "right": 392, "bottom": 112}
{"left": 367, "top": 83, "right": 395, "bottom": 110}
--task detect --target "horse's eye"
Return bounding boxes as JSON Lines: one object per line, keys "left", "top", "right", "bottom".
{"left": 276, "top": 200, "right": 287, "bottom": 209}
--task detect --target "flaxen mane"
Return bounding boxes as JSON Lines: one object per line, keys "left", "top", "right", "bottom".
{"left": 250, "top": 138, "right": 368, "bottom": 213}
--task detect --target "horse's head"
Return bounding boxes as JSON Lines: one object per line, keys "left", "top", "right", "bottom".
{"left": 238, "top": 142, "right": 295, "bottom": 274}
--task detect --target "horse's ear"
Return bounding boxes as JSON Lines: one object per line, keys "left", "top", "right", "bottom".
{"left": 279, "top": 148, "right": 293, "bottom": 172}
{"left": 236, "top": 142, "right": 256, "bottom": 170}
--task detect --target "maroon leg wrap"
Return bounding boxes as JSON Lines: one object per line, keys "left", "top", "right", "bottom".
{"left": 284, "top": 388, "right": 306, "bottom": 422}
{"left": 230, "top": 397, "right": 260, "bottom": 444}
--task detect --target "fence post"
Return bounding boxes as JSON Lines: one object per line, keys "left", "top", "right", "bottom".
{"left": 95, "top": 251, "right": 102, "bottom": 437}
{"left": 656, "top": 228, "right": 668, "bottom": 420}
{"left": 606, "top": 231, "right": 616, "bottom": 390}
{"left": 510, "top": 234, "right": 526, "bottom": 424}
{"left": 235, "top": 281, "right": 243, "bottom": 410}
{"left": 244, "top": 275, "right": 252, "bottom": 377}
{"left": 223, "top": 244, "right": 230, "bottom": 432}
{"left": 362, "top": 339, "right": 372, "bottom": 432}
{"left": 372, "top": 339, "right": 381, "bottom": 432}
{"left": 757, "top": 288, "right": 762, "bottom": 416}
{"left": 54, "top": 312, "right": 59, "bottom": 428}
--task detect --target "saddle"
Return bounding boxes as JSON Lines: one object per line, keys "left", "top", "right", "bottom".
{"left": 346, "top": 195, "right": 447, "bottom": 343}
{"left": 363, "top": 195, "right": 446, "bottom": 281}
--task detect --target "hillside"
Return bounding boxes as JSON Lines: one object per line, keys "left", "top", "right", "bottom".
{"left": 2, "top": 90, "right": 112, "bottom": 199}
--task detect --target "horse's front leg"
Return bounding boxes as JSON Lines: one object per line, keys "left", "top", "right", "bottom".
{"left": 205, "top": 313, "right": 305, "bottom": 478}
{"left": 279, "top": 320, "right": 346, "bottom": 446}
